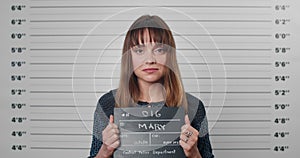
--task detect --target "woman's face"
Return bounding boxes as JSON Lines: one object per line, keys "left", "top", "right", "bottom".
{"left": 131, "top": 31, "right": 167, "bottom": 84}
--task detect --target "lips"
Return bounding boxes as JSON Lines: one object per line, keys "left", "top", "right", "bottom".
{"left": 142, "top": 68, "right": 159, "bottom": 73}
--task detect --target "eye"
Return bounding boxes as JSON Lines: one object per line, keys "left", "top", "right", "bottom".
{"left": 132, "top": 48, "right": 144, "bottom": 55}
{"left": 153, "top": 47, "right": 166, "bottom": 55}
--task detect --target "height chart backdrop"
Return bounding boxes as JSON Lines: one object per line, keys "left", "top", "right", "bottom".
{"left": 1, "top": 0, "right": 299, "bottom": 157}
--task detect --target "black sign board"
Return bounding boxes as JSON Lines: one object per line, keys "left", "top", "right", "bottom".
{"left": 114, "top": 106, "right": 186, "bottom": 158}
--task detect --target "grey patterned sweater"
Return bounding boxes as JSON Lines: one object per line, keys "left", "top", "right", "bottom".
{"left": 88, "top": 90, "right": 214, "bottom": 158}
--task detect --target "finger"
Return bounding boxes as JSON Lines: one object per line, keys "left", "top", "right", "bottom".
{"left": 103, "top": 123, "right": 113, "bottom": 135}
{"left": 180, "top": 134, "right": 189, "bottom": 143}
{"left": 181, "top": 124, "right": 188, "bottom": 131}
{"left": 180, "top": 127, "right": 198, "bottom": 143}
{"left": 103, "top": 125, "right": 119, "bottom": 140}
{"left": 185, "top": 126, "right": 199, "bottom": 137}
{"left": 103, "top": 128, "right": 120, "bottom": 144}
{"left": 112, "top": 128, "right": 120, "bottom": 134}
{"left": 180, "top": 132, "right": 195, "bottom": 142}
{"left": 107, "top": 140, "right": 120, "bottom": 151}
{"left": 179, "top": 139, "right": 192, "bottom": 151}
{"left": 185, "top": 114, "right": 190, "bottom": 125}
{"left": 108, "top": 115, "right": 118, "bottom": 129}
{"left": 109, "top": 115, "right": 114, "bottom": 124}
{"left": 105, "top": 132, "right": 120, "bottom": 144}
{"left": 110, "top": 123, "right": 118, "bottom": 129}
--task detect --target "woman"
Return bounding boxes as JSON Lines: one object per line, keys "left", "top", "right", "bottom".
{"left": 89, "top": 15, "right": 214, "bottom": 158}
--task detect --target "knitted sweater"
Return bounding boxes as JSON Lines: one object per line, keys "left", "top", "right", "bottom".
{"left": 88, "top": 90, "right": 214, "bottom": 158}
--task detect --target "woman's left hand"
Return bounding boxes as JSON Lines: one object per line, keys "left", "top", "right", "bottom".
{"left": 180, "top": 115, "right": 201, "bottom": 158}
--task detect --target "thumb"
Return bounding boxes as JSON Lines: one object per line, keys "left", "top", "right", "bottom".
{"left": 185, "top": 114, "right": 190, "bottom": 125}
{"left": 109, "top": 115, "right": 114, "bottom": 124}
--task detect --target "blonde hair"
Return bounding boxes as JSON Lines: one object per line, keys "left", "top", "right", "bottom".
{"left": 115, "top": 15, "right": 187, "bottom": 108}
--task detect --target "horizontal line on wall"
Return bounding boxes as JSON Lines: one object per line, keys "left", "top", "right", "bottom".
{"left": 213, "top": 147, "right": 271, "bottom": 150}
{"left": 30, "top": 105, "right": 94, "bottom": 107}
{"left": 29, "top": 91, "right": 271, "bottom": 94}
{"left": 205, "top": 106, "right": 271, "bottom": 108}
{"left": 31, "top": 133, "right": 91, "bottom": 136}
{"left": 29, "top": 62, "right": 272, "bottom": 65}
{"left": 31, "top": 147, "right": 89, "bottom": 150}
{"left": 29, "top": 48, "right": 272, "bottom": 51}
{"left": 30, "top": 119, "right": 93, "bottom": 121}
{"left": 29, "top": 77, "right": 272, "bottom": 79}
{"left": 29, "top": 5, "right": 272, "bottom": 9}
{"left": 29, "top": 119, "right": 271, "bottom": 122}
{"left": 29, "top": 33, "right": 272, "bottom": 37}
{"left": 30, "top": 19, "right": 272, "bottom": 23}
{"left": 210, "top": 133, "right": 271, "bottom": 136}
{"left": 209, "top": 119, "right": 271, "bottom": 122}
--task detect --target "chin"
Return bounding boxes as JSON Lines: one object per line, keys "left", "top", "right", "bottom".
{"left": 142, "top": 76, "right": 163, "bottom": 83}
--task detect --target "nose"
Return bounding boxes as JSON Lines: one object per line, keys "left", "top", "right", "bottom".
{"left": 144, "top": 50, "right": 156, "bottom": 64}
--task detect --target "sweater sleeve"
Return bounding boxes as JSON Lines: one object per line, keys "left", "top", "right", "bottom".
{"left": 196, "top": 114, "right": 214, "bottom": 158}
{"left": 188, "top": 94, "right": 214, "bottom": 158}
{"left": 88, "top": 91, "right": 115, "bottom": 158}
{"left": 88, "top": 135, "right": 103, "bottom": 158}
{"left": 198, "top": 132, "right": 214, "bottom": 158}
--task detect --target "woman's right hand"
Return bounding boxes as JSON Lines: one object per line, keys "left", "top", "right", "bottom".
{"left": 98, "top": 115, "right": 120, "bottom": 158}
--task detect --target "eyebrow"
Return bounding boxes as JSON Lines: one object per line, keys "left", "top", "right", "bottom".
{"left": 132, "top": 43, "right": 163, "bottom": 49}
{"left": 134, "top": 44, "right": 145, "bottom": 48}
{"left": 153, "top": 43, "right": 163, "bottom": 48}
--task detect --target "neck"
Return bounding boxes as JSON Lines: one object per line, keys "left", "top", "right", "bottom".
{"left": 138, "top": 81, "right": 165, "bottom": 103}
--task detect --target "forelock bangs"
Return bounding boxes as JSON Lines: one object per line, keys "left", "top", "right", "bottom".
{"left": 148, "top": 27, "right": 164, "bottom": 44}
{"left": 129, "top": 28, "right": 143, "bottom": 47}
{"left": 129, "top": 27, "right": 170, "bottom": 47}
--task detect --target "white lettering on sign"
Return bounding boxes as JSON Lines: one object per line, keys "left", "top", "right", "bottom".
{"left": 141, "top": 110, "right": 161, "bottom": 117}
{"left": 138, "top": 123, "right": 166, "bottom": 131}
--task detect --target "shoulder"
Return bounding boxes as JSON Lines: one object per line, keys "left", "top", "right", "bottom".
{"left": 97, "top": 89, "right": 116, "bottom": 105}
{"left": 186, "top": 93, "right": 203, "bottom": 106}
{"left": 95, "top": 89, "right": 117, "bottom": 117}
{"left": 185, "top": 92, "right": 205, "bottom": 114}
